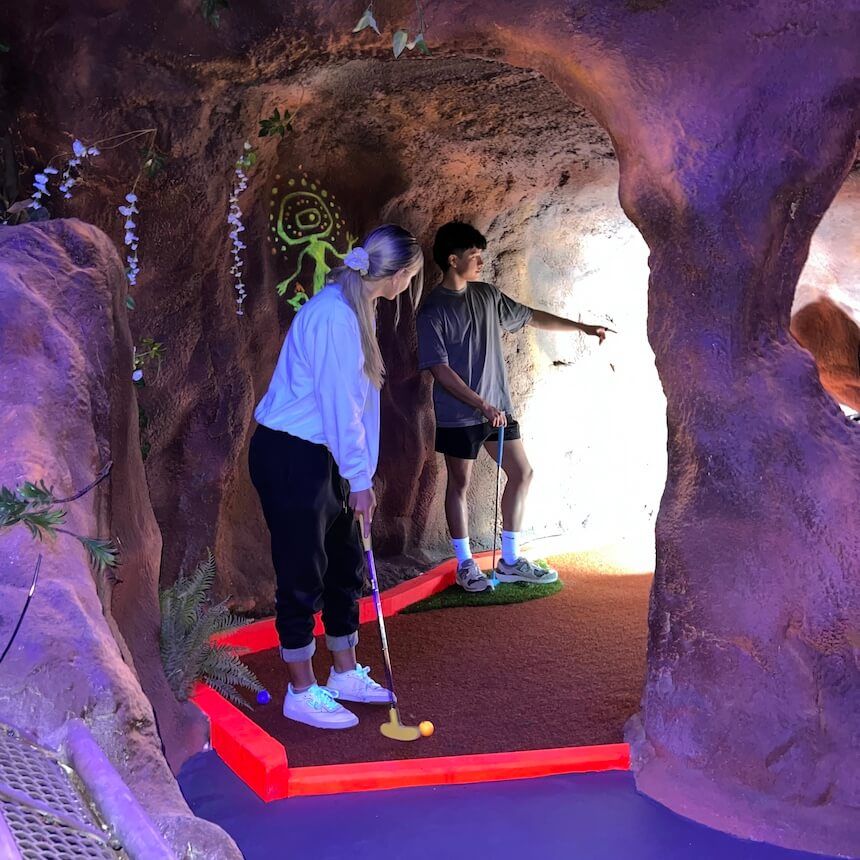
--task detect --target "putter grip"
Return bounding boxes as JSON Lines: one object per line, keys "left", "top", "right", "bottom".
{"left": 357, "top": 513, "right": 372, "bottom": 551}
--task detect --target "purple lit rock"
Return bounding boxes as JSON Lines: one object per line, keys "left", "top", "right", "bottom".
{"left": 0, "top": 221, "right": 242, "bottom": 859}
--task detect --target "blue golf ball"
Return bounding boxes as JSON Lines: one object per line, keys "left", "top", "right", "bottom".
{"left": 256, "top": 689, "right": 271, "bottom": 705}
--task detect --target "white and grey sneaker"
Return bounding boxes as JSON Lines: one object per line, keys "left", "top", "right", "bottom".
{"left": 495, "top": 557, "right": 559, "bottom": 584}
{"left": 283, "top": 683, "right": 358, "bottom": 729}
{"left": 455, "top": 558, "right": 490, "bottom": 592}
{"left": 324, "top": 664, "right": 392, "bottom": 704}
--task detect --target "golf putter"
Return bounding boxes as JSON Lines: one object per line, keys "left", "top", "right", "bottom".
{"left": 488, "top": 423, "right": 505, "bottom": 590}
{"left": 358, "top": 514, "right": 421, "bottom": 742}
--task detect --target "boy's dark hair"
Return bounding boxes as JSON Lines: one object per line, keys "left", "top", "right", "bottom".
{"left": 432, "top": 221, "right": 487, "bottom": 271}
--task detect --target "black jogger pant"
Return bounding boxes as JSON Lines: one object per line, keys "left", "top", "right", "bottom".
{"left": 248, "top": 424, "right": 365, "bottom": 659}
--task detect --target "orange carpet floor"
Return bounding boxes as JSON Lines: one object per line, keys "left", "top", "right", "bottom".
{"left": 241, "top": 554, "right": 652, "bottom": 768}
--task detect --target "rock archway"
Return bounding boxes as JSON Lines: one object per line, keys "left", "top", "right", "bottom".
{"left": 1, "top": 0, "right": 857, "bottom": 855}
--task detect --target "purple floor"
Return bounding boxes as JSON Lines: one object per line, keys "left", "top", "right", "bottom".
{"left": 179, "top": 752, "right": 835, "bottom": 860}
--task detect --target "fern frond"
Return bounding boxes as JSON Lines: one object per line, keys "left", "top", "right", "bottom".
{"left": 178, "top": 550, "right": 216, "bottom": 625}
{"left": 159, "top": 551, "right": 260, "bottom": 704}
{"left": 204, "top": 677, "right": 251, "bottom": 709}
{"left": 209, "top": 609, "right": 253, "bottom": 634}
{"left": 202, "top": 646, "right": 262, "bottom": 689}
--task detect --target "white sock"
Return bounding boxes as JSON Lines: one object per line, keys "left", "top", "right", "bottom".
{"left": 502, "top": 531, "right": 520, "bottom": 564}
{"left": 452, "top": 537, "right": 472, "bottom": 564}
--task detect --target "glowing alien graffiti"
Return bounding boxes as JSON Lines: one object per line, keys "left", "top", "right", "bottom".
{"left": 268, "top": 175, "right": 356, "bottom": 310}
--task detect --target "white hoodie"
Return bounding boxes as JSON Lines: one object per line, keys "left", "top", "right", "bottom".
{"left": 254, "top": 285, "right": 379, "bottom": 492}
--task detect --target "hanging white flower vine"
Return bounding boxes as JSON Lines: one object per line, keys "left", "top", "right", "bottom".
{"left": 118, "top": 192, "right": 140, "bottom": 288}
{"left": 25, "top": 129, "right": 161, "bottom": 382}
{"left": 30, "top": 138, "right": 101, "bottom": 208}
{"left": 58, "top": 139, "right": 101, "bottom": 198}
{"left": 228, "top": 142, "right": 256, "bottom": 316}
{"left": 28, "top": 130, "right": 157, "bottom": 308}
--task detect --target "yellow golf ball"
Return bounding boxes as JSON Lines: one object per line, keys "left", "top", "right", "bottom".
{"left": 419, "top": 720, "right": 435, "bottom": 737}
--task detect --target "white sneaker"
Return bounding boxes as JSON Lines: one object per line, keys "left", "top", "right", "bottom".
{"left": 325, "top": 664, "right": 392, "bottom": 704}
{"left": 455, "top": 558, "right": 490, "bottom": 592}
{"left": 282, "top": 683, "right": 358, "bottom": 729}
{"left": 495, "top": 557, "right": 559, "bottom": 584}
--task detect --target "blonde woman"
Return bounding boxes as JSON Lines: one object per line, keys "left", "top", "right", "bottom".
{"left": 250, "top": 224, "right": 423, "bottom": 730}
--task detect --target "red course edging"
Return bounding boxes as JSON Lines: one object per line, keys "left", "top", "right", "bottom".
{"left": 192, "top": 551, "right": 631, "bottom": 801}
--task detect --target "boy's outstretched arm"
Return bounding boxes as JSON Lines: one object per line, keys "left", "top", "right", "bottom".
{"left": 427, "top": 364, "right": 507, "bottom": 427}
{"left": 527, "top": 308, "right": 616, "bottom": 343}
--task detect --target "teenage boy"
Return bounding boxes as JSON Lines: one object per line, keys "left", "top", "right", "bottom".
{"left": 417, "top": 221, "right": 613, "bottom": 592}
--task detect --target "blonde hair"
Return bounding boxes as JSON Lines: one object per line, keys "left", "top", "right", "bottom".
{"left": 326, "top": 224, "right": 424, "bottom": 389}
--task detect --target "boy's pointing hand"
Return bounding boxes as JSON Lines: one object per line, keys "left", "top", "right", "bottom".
{"left": 581, "top": 323, "right": 617, "bottom": 344}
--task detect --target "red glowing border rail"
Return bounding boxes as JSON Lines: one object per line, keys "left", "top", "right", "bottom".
{"left": 192, "top": 552, "right": 631, "bottom": 801}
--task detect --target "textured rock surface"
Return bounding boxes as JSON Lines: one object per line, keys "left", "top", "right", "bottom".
{"left": 791, "top": 172, "right": 860, "bottom": 411}
{"left": 3, "top": 30, "right": 665, "bottom": 607}
{"left": 1, "top": 0, "right": 858, "bottom": 854}
{"left": 0, "top": 221, "right": 241, "bottom": 858}
{"left": 598, "top": 14, "right": 860, "bottom": 860}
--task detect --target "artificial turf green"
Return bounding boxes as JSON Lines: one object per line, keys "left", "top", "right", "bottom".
{"left": 401, "top": 564, "right": 563, "bottom": 613}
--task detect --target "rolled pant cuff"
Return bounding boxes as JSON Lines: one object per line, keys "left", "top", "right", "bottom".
{"left": 280, "top": 640, "right": 316, "bottom": 662}
{"left": 325, "top": 631, "right": 358, "bottom": 652}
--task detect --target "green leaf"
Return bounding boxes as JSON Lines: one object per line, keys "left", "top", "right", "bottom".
{"left": 1, "top": 474, "right": 117, "bottom": 577}
{"left": 201, "top": 0, "right": 228, "bottom": 27}
{"left": 18, "top": 480, "right": 53, "bottom": 503}
{"left": 140, "top": 147, "right": 166, "bottom": 178}
{"left": 24, "top": 508, "right": 66, "bottom": 534}
{"left": 126, "top": 296, "right": 136, "bottom": 310}
{"left": 412, "top": 33, "right": 430, "bottom": 55}
{"left": 352, "top": 7, "right": 380, "bottom": 34}
{"left": 18, "top": 491, "right": 48, "bottom": 510}
{"left": 260, "top": 108, "right": 293, "bottom": 137}
{"left": 0, "top": 42, "right": 9, "bottom": 53}
{"left": 237, "top": 148, "right": 258, "bottom": 169}
{"left": 135, "top": 338, "right": 165, "bottom": 370}
{"left": 392, "top": 29, "right": 408, "bottom": 58}
{"left": 79, "top": 537, "right": 119, "bottom": 572}
{"left": 259, "top": 108, "right": 294, "bottom": 140}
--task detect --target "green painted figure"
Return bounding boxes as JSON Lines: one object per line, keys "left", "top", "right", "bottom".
{"left": 268, "top": 176, "right": 355, "bottom": 310}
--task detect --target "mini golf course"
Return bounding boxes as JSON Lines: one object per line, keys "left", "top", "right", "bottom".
{"left": 194, "top": 550, "right": 652, "bottom": 800}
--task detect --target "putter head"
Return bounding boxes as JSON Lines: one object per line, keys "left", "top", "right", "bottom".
{"left": 380, "top": 707, "right": 421, "bottom": 742}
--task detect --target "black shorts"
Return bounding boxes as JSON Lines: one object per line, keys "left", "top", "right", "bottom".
{"left": 435, "top": 416, "right": 521, "bottom": 460}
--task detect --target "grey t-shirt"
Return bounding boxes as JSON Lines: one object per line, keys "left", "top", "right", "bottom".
{"left": 416, "top": 281, "right": 533, "bottom": 427}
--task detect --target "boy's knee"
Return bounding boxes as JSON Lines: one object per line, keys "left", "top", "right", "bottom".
{"left": 447, "top": 474, "right": 470, "bottom": 496}
{"left": 510, "top": 463, "right": 534, "bottom": 488}
{"left": 445, "top": 463, "right": 472, "bottom": 495}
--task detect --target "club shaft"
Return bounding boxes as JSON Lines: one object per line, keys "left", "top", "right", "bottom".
{"left": 492, "top": 425, "right": 505, "bottom": 571}
{"left": 364, "top": 548, "right": 399, "bottom": 706}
